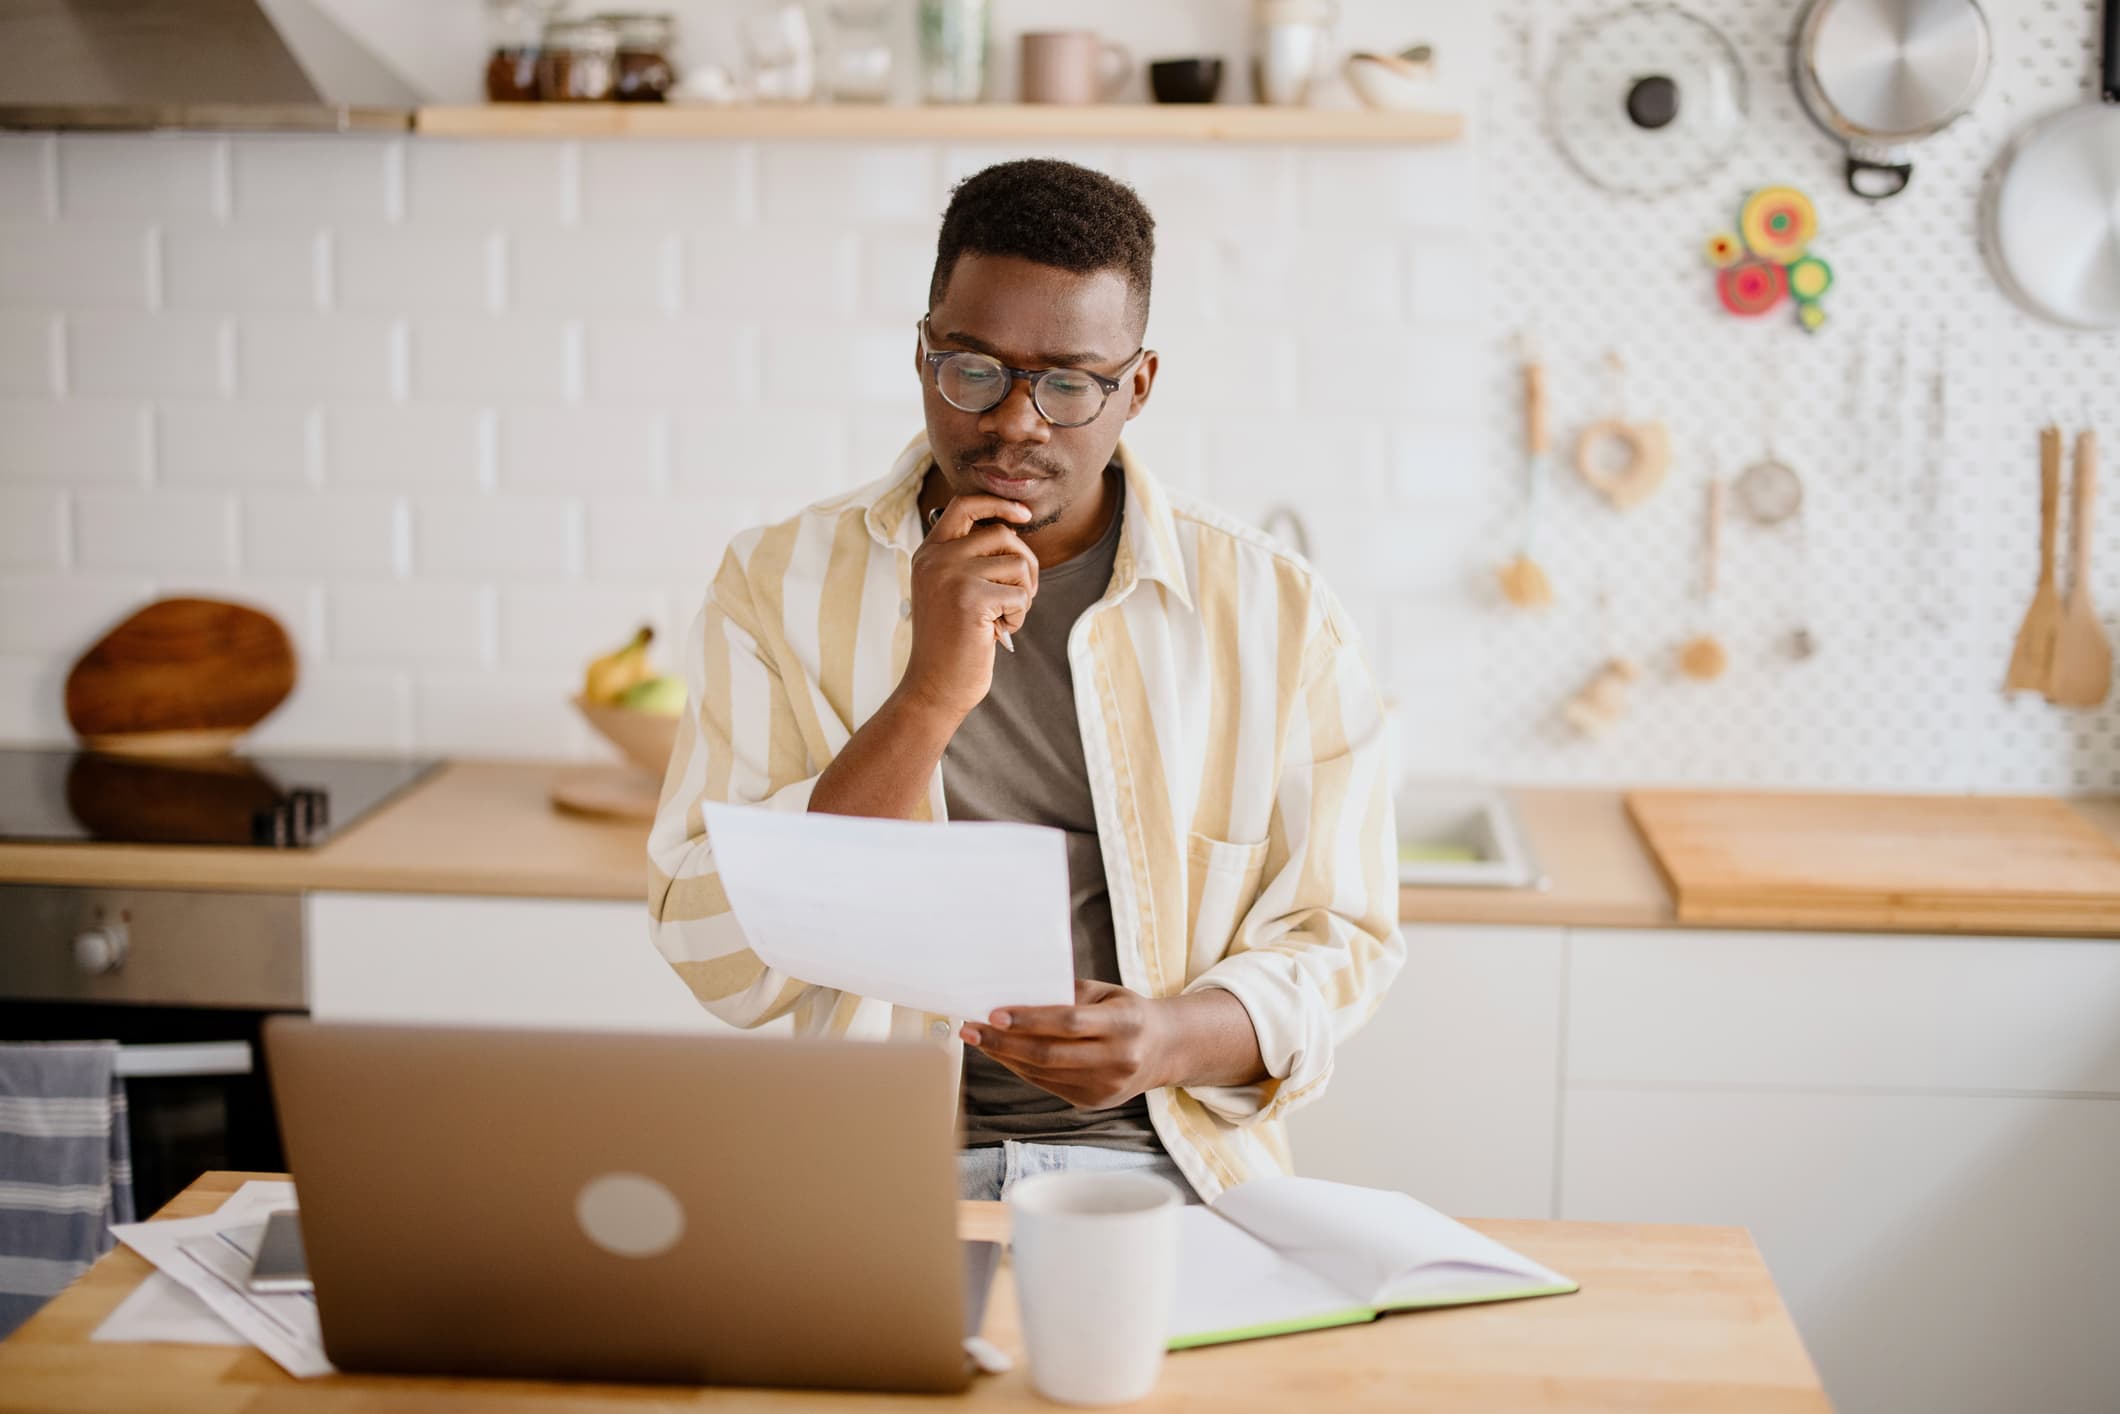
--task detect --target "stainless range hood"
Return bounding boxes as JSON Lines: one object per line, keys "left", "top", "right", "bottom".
{"left": 0, "top": 0, "right": 422, "bottom": 133}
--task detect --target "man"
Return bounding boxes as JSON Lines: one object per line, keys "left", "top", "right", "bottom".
{"left": 649, "top": 159, "right": 1400, "bottom": 1204}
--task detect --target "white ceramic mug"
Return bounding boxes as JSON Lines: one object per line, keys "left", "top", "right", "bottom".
{"left": 1007, "top": 1170, "right": 1181, "bottom": 1406}
{"left": 1020, "top": 30, "right": 1134, "bottom": 105}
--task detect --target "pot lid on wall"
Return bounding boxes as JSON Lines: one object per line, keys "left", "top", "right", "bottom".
{"left": 1545, "top": 3, "right": 1751, "bottom": 198}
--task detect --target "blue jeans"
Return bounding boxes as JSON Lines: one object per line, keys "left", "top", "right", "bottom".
{"left": 957, "top": 1140, "right": 1199, "bottom": 1204}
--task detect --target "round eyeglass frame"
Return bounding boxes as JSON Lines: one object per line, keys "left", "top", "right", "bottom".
{"left": 917, "top": 316, "right": 1146, "bottom": 429}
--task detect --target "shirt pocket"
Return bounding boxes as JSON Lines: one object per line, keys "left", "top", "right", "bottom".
{"left": 1185, "top": 831, "right": 1271, "bottom": 973}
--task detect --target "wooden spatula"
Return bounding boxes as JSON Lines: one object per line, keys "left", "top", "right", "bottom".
{"left": 2049, "top": 429, "right": 2113, "bottom": 707}
{"left": 2005, "top": 426, "right": 2063, "bottom": 694}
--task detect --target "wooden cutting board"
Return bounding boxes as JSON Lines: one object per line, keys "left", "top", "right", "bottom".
{"left": 66, "top": 597, "right": 296, "bottom": 755}
{"left": 1625, "top": 790, "right": 2120, "bottom": 936}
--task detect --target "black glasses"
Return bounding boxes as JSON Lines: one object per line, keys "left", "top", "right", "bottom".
{"left": 918, "top": 317, "right": 1145, "bottom": 429}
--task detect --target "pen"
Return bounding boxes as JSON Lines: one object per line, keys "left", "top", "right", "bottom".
{"left": 926, "top": 507, "right": 1017, "bottom": 652}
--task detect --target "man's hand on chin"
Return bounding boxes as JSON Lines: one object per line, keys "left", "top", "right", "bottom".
{"left": 959, "top": 979, "right": 1267, "bottom": 1109}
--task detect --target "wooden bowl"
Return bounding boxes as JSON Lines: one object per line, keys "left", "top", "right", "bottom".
{"left": 572, "top": 696, "right": 681, "bottom": 776}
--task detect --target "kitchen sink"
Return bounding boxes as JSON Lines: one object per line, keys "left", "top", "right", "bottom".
{"left": 1396, "top": 785, "right": 1546, "bottom": 890}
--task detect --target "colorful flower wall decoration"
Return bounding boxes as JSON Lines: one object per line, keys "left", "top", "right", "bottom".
{"left": 1704, "top": 186, "right": 1833, "bottom": 332}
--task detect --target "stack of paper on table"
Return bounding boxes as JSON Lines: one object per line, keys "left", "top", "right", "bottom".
{"left": 96, "top": 1181, "right": 333, "bottom": 1378}
{"left": 1169, "top": 1177, "right": 1578, "bottom": 1348}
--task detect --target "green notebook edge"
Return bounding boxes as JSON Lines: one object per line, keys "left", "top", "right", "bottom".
{"left": 1167, "top": 1305, "right": 1377, "bottom": 1351}
{"left": 1167, "top": 1277, "right": 1581, "bottom": 1351}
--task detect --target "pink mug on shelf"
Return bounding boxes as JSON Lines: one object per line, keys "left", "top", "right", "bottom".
{"left": 1020, "top": 30, "right": 1133, "bottom": 104}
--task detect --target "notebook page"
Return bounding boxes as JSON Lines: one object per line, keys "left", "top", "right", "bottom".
{"left": 1166, "top": 1207, "right": 1373, "bottom": 1348}
{"left": 1210, "top": 1177, "right": 1569, "bottom": 1305}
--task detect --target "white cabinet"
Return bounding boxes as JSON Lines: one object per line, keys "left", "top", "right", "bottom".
{"left": 1562, "top": 927, "right": 2120, "bottom": 1414}
{"left": 1290, "top": 924, "right": 1563, "bottom": 1218}
{"left": 306, "top": 893, "right": 785, "bottom": 1035}
{"left": 1562, "top": 1088, "right": 2120, "bottom": 1414}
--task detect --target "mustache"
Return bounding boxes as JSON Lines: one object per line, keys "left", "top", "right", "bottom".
{"left": 951, "top": 444, "right": 1067, "bottom": 480}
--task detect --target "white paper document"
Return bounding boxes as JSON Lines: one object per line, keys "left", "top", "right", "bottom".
{"left": 95, "top": 1179, "right": 297, "bottom": 1348}
{"left": 701, "top": 802, "right": 1075, "bottom": 1020}
{"left": 103, "top": 1181, "right": 335, "bottom": 1377}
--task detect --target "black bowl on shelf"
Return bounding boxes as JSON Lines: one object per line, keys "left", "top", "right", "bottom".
{"left": 1149, "top": 57, "right": 1223, "bottom": 104}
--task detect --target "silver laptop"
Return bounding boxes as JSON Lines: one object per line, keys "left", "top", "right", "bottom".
{"left": 264, "top": 1018, "right": 984, "bottom": 1392}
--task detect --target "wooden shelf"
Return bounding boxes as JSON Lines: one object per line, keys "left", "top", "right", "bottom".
{"left": 414, "top": 103, "right": 1461, "bottom": 144}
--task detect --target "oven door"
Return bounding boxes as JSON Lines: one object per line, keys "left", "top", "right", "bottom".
{"left": 0, "top": 886, "right": 307, "bottom": 1216}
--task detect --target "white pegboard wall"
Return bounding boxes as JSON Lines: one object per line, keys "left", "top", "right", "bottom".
{"left": 1442, "top": 0, "right": 2120, "bottom": 793}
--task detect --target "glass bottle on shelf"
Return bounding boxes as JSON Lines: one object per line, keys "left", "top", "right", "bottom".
{"left": 484, "top": 0, "right": 559, "bottom": 101}
{"left": 538, "top": 17, "right": 620, "bottom": 102}
{"left": 825, "top": 0, "right": 895, "bottom": 104}
{"left": 606, "top": 13, "right": 678, "bottom": 102}
{"left": 918, "top": 0, "right": 988, "bottom": 104}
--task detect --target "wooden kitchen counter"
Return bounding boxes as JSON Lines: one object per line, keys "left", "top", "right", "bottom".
{"left": 1, "top": 760, "right": 2114, "bottom": 935}
{"left": 0, "top": 1170, "right": 1830, "bottom": 1413}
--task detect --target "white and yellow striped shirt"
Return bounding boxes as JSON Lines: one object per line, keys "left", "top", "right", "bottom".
{"left": 648, "top": 434, "right": 1402, "bottom": 1201}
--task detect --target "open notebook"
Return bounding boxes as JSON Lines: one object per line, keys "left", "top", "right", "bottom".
{"left": 1168, "top": 1177, "right": 1578, "bottom": 1349}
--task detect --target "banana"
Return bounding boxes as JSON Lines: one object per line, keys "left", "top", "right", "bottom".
{"left": 582, "top": 625, "right": 655, "bottom": 705}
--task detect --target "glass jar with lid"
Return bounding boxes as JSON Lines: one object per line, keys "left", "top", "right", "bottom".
{"left": 484, "top": 0, "right": 560, "bottom": 101}
{"left": 538, "top": 17, "right": 620, "bottom": 102}
{"left": 602, "top": 13, "right": 678, "bottom": 102}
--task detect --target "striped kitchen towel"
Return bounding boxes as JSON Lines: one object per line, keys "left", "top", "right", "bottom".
{"left": 0, "top": 1042, "right": 134, "bottom": 1338}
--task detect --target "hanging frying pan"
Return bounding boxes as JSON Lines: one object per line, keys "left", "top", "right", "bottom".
{"left": 1792, "top": 0, "right": 1992, "bottom": 200}
{"left": 1982, "top": 0, "right": 2120, "bottom": 330}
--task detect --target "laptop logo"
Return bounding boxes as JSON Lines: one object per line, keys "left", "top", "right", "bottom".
{"left": 575, "top": 1172, "right": 686, "bottom": 1258}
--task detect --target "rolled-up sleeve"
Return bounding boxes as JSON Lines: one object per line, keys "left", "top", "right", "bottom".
{"left": 1179, "top": 600, "right": 1403, "bottom": 1125}
{"left": 647, "top": 543, "right": 830, "bottom": 1028}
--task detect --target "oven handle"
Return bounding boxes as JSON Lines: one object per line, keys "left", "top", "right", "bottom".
{"left": 113, "top": 1041, "right": 254, "bottom": 1079}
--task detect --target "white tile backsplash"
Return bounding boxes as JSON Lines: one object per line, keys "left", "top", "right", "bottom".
{"left": 576, "top": 142, "right": 753, "bottom": 229}
{"left": 0, "top": 399, "right": 149, "bottom": 485}
{"left": 497, "top": 582, "right": 671, "bottom": 667}
{"left": 0, "top": 137, "right": 56, "bottom": 220}
{"left": 0, "top": 312, "right": 58, "bottom": 395}
{"left": 74, "top": 492, "right": 236, "bottom": 574}
{"left": 238, "top": 315, "right": 399, "bottom": 399}
{"left": 686, "top": 229, "right": 858, "bottom": 317}
{"left": 322, "top": 404, "right": 486, "bottom": 491}
{"left": 0, "top": 225, "right": 153, "bottom": 308}
{"left": 498, "top": 405, "right": 663, "bottom": 495}
{"left": 508, "top": 233, "right": 675, "bottom": 316}
{"left": 0, "top": 489, "right": 67, "bottom": 569}
{"left": 163, "top": 228, "right": 324, "bottom": 312}
{"left": 335, "top": 231, "right": 495, "bottom": 314}
{"left": 329, "top": 581, "right": 491, "bottom": 665}
{"left": 243, "top": 494, "right": 403, "bottom": 576}
{"left": 59, "top": 136, "right": 226, "bottom": 222}
{"left": 411, "top": 316, "right": 571, "bottom": 401}
{"left": 231, "top": 138, "right": 398, "bottom": 225}
{"left": 0, "top": 573, "right": 151, "bottom": 656}
{"left": 157, "top": 402, "right": 313, "bottom": 486}
{"left": 758, "top": 146, "right": 939, "bottom": 227}
{"left": 582, "top": 320, "right": 754, "bottom": 408}
{"left": 404, "top": 141, "right": 570, "bottom": 227}
{"left": 414, "top": 495, "right": 576, "bottom": 578}
{"left": 67, "top": 312, "right": 228, "bottom": 398}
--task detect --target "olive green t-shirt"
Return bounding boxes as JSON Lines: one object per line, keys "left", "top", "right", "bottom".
{"left": 941, "top": 486, "right": 1162, "bottom": 1155}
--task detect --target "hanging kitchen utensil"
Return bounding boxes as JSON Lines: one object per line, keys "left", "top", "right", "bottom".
{"left": 1981, "top": 0, "right": 2120, "bottom": 329}
{"left": 1565, "top": 587, "right": 1640, "bottom": 736}
{"left": 2004, "top": 425, "right": 2065, "bottom": 694}
{"left": 1793, "top": 0, "right": 1992, "bottom": 200}
{"left": 1574, "top": 352, "right": 1671, "bottom": 509}
{"left": 2049, "top": 427, "right": 2114, "bottom": 707}
{"left": 1544, "top": 4, "right": 1749, "bottom": 199}
{"left": 1499, "top": 337, "right": 1556, "bottom": 609}
{"left": 1679, "top": 471, "right": 1730, "bottom": 681}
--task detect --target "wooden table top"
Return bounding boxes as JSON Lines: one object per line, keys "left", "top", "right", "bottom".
{"left": 0, "top": 1171, "right": 1830, "bottom": 1412}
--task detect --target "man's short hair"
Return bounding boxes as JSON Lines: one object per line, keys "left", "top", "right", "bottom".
{"left": 928, "top": 158, "right": 1155, "bottom": 332}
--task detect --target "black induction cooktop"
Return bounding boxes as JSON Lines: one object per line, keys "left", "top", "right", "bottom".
{"left": 0, "top": 749, "right": 441, "bottom": 849}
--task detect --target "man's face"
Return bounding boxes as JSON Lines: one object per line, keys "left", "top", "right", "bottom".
{"left": 919, "top": 253, "right": 1155, "bottom": 535}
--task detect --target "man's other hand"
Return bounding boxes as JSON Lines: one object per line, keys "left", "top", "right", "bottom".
{"left": 959, "top": 979, "right": 1172, "bottom": 1110}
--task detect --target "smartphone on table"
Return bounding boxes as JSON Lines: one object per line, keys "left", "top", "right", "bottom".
{"left": 245, "top": 1209, "right": 312, "bottom": 1294}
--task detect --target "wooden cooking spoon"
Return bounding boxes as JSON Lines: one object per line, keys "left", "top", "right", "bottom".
{"left": 2005, "top": 426, "right": 2063, "bottom": 694}
{"left": 2048, "top": 428, "right": 2113, "bottom": 707}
